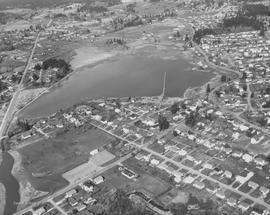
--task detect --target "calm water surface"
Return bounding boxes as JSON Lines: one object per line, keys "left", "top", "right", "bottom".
{"left": 0, "top": 153, "right": 20, "bottom": 215}
{"left": 20, "top": 54, "right": 213, "bottom": 118}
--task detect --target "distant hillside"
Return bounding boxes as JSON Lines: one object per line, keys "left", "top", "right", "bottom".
{"left": 0, "top": 0, "right": 121, "bottom": 10}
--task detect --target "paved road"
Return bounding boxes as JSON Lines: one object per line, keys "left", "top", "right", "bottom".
{"left": 147, "top": 148, "right": 270, "bottom": 210}
{"left": 48, "top": 199, "right": 67, "bottom": 215}
{"left": 15, "top": 154, "right": 131, "bottom": 215}
{"left": 0, "top": 18, "right": 52, "bottom": 140}
{"left": 194, "top": 43, "right": 240, "bottom": 76}
{"left": 208, "top": 79, "right": 270, "bottom": 136}
{"left": 88, "top": 123, "right": 270, "bottom": 210}
{"left": 0, "top": 33, "right": 40, "bottom": 139}
{"left": 33, "top": 126, "right": 50, "bottom": 138}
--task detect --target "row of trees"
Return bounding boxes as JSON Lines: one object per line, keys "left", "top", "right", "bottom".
{"left": 106, "top": 38, "right": 126, "bottom": 46}
{"left": 77, "top": 5, "right": 108, "bottom": 13}
{"left": 0, "top": 12, "right": 22, "bottom": 25}
{"left": 223, "top": 15, "right": 264, "bottom": 32}
{"left": 242, "top": 4, "right": 270, "bottom": 17}
{"left": 33, "top": 58, "right": 71, "bottom": 81}
{"left": 193, "top": 12, "right": 266, "bottom": 44}
{"left": 0, "top": 80, "right": 7, "bottom": 93}
{"left": 158, "top": 114, "right": 170, "bottom": 131}
{"left": 91, "top": 189, "right": 221, "bottom": 215}
{"left": 170, "top": 194, "right": 220, "bottom": 215}
{"left": 92, "top": 189, "right": 155, "bottom": 215}
{"left": 185, "top": 111, "right": 200, "bottom": 127}
{"left": 41, "top": 58, "right": 70, "bottom": 71}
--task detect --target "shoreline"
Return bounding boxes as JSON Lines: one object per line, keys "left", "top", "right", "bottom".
{"left": 183, "top": 71, "right": 220, "bottom": 99}
{"left": 0, "top": 153, "right": 4, "bottom": 215}
{"left": 17, "top": 47, "right": 123, "bottom": 118}
{"left": 9, "top": 150, "right": 48, "bottom": 212}
{"left": 17, "top": 60, "right": 215, "bottom": 120}
{"left": 0, "top": 182, "right": 6, "bottom": 215}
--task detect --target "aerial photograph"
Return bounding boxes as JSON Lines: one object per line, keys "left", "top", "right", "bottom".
{"left": 0, "top": 0, "right": 270, "bottom": 214}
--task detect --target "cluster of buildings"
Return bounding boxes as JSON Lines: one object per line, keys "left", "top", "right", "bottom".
{"left": 12, "top": 1, "right": 270, "bottom": 215}
{"left": 15, "top": 93, "right": 270, "bottom": 215}
{"left": 202, "top": 31, "right": 270, "bottom": 69}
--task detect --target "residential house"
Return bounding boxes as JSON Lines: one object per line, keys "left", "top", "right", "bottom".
{"left": 227, "top": 197, "right": 237, "bottom": 207}
{"left": 69, "top": 197, "right": 78, "bottom": 207}
{"left": 251, "top": 207, "right": 265, "bottom": 215}
{"left": 254, "top": 157, "right": 267, "bottom": 166}
{"left": 21, "top": 130, "right": 33, "bottom": 140}
{"left": 224, "top": 170, "right": 232, "bottom": 179}
{"left": 183, "top": 175, "right": 195, "bottom": 184}
{"left": 193, "top": 181, "right": 205, "bottom": 190}
{"left": 92, "top": 176, "right": 105, "bottom": 185}
{"left": 33, "top": 207, "right": 46, "bottom": 215}
{"left": 65, "top": 189, "right": 77, "bottom": 198}
{"left": 206, "top": 184, "right": 217, "bottom": 193}
{"left": 259, "top": 186, "right": 269, "bottom": 197}
{"left": 75, "top": 203, "right": 86, "bottom": 212}
{"left": 150, "top": 159, "right": 160, "bottom": 166}
{"left": 248, "top": 181, "right": 259, "bottom": 189}
{"left": 232, "top": 151, "right": 243, "bottom": 158}
{"left": 216, "top": 190, "right": 226, "bottom": 199}
{"left": 202, "top": 163, "right": 213, "bottom": 170}
{"left": 238, "top": 201, "right": 250, "bottom": 211}
{"left": 178, "top": 149, "right": 187, "bottom": 157}
{"left": 242, "top": 154, "right": 253, "bottom": 163}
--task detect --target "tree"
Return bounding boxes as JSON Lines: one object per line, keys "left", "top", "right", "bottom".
{"left": 180, "top": 101, "right": 186, "bottom": 109}
{"left": 108, "top": 189, "right": 133, "bottom": 215}
{"left": 170, "top": 103, "right": 180, "bottom": 114}
{"left": 115, "top": 100, "right": 121, "bottom": 109}
{"left": 34, "top": 63, "right": 42, "bottom": 71}
{"left": 187, "top": 194, "right": 200, "bottom": 206}
{"left": 206, "top": 84, "right": 211, "bottom": 93}
{"left": 185, "top": 112, "right": 199, "bottom": 127}
{"left": 242, "top": 84, "right": 247, "bottom": 91}
{"left": 257, "top": 116, "right": 267, "bottom": 127}
{"left": 11, "top": 74, "right": 18, "bottom": 83}
{"left": 260, "top": 26, "right": 265, "bottom": 37}
{"left": 32, "top": 73, "right": 39, "bottom": 81}
{"left": 0, "top": 79, "right": 6, "bottom": 92}
{"left": 105, "top": 189, "right": 155, "bottom": 215}
{"left": 17, "top": 119, "right": 31, "bottom": 131}
{"left": 42, "top": 58, "right": 70, "bottom": 71}
{"left": 242, "top": 72, "right": 247, "bottom": 80}
{"left": 158, "top": 115, "right": 170, "bottom": 131}
{"left": 169, "top": 203, "right": 187, "bottom": 215}
{"left": 221, "top": 75, "right": 227, "bottom": 82}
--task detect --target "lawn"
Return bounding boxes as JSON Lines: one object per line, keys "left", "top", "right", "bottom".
{"left": 147, "top": 142, "right": 165, "bottom": 154}
{"left": 20, "top": 128, "right": 115, "bottom": 175}
{"left": 102, "top": 165, "right": 171, "bottom": 198}
{"left": 19, "top": 128, "right": 115, "bottom": 192}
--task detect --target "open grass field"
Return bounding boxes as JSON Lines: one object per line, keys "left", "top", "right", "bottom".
{"left": 132, "top": 174, "right": 171, "bottom": 197}
{"left": 19, "top": 128, "right": 115, "bottom": 192}
{"left": 159, "top": 188, "right": 188, "bottom": 206}
{"left": 20, "top": 128, "right": 115, "bottom": 175}
{"left": 102, "top": 160, "right": 171, "bottom": 199}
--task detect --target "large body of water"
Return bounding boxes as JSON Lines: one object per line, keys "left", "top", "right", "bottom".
{"left": 0, "top": 153, "right": 20, "bottom": 215}
{"left": 1, "top": 51, "right": 213, "bottom": 213}
{"left": 20, "top": 54, "right": 213, "bottom": 119}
